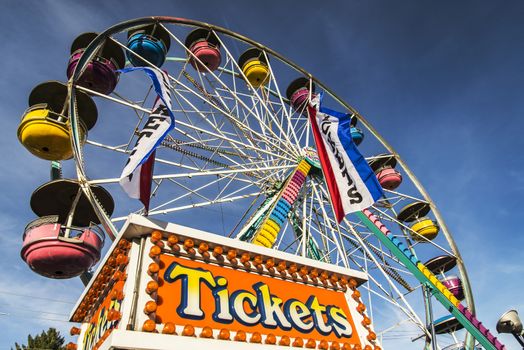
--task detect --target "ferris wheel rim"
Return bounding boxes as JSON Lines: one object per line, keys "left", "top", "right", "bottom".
{"left": 65, "top": 16, "right": 475, "bottom": 348}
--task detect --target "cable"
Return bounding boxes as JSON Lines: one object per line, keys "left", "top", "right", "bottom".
{"left": 0, "top": 305, "right": 69, "bottom": 317}
{"left": 1, "top": 313, "right": 71, "bottom": 323}
{"left": 0, "top": 290, "right": 76, "bottom": 304}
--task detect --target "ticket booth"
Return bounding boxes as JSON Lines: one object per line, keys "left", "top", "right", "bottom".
{"left": 67, "top": 215, "right": 380, "bottom": 350}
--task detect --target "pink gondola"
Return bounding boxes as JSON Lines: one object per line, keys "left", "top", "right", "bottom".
{"left": 21, "top": 216, "right": 104, "bottom": 279}
{"left": 185, "top": 29, "right": 222, "bottom": 72}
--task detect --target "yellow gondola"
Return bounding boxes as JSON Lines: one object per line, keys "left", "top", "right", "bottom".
{"left": 17, "top": 81, "right": 97, "bottom": 161}
{"left": 238, "top": 47, "right": 270, "bottom": 88}
{"left": 410, "top": 216, "right": 440, "bottom": 242}
{"left": 18, "top": 105, "right": 86, "bottom": 160}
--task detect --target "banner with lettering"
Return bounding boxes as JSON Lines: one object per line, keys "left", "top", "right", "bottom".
{"left": 307, "top": 94, "right": 383, "bottom": 222}
{"left": 118, "top": 68, "right": 174, "bottom": 211}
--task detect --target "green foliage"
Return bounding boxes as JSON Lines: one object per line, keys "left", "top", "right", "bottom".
{"left": 12, "top": 327, "right": 65, "bottom": 350}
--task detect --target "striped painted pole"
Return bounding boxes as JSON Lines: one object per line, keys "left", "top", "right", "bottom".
{"left": 357, "top": 209, "right": 504, "bottom": 350}
{"left": 252, "top": 159, "right": 311, "bottom": 248}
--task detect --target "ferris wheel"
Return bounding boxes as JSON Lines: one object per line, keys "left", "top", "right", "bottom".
{"left": 17, "top": 17, "right": 499, "bottom": 350}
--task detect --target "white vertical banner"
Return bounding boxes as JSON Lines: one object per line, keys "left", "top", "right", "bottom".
{"left": 117, "top": 67, "right": 174, "bottom": 205}
{"left": 308, "top": 94, "right": 383, "bottom": 222}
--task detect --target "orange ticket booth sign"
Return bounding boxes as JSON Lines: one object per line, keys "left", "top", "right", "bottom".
{"left": 69, "top": 215, "right": 377, "bottom": 350}
{"left": 158, "top": 255, "right": 357, "bottom": 343}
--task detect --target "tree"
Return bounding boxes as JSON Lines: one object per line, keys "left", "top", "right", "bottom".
{"left": 13, "top": 327, "right": 65, "bottom": 350}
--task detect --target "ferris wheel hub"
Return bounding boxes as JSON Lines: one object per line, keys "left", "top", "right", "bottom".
{"left": 302, "top": 147, "right": 321, "bottom": 169}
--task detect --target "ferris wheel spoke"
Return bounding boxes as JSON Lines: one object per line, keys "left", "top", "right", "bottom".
{"left": 76, "top": 84, "right": 151, "bottom": 114}
{"left": 145, "top": 167, "right": 280, "bottom": 215}
{"left": 312, "top": 179, "right": 416, "bottom": 289}
{"left": 237, "top": 106, "right": 279, "bottom": 171}
{"left": 337, "top": 220, "right": 409, "bottom": 271}
{"left": 309, "top": 180, "right": 349, "bottom": 267}
{"left": 213, "top": 34, "right": 300, "bottom": 157}
{"left": 170, "top": 86, "right": 255, "bottom": 155}
{"left": 166, "top": 29, "right": 299, "bottom": 159}
{"left": 85, "top": 139, "right": 131, "bottom": 153}
{"left": 88, "top": 162, "right": 295, "bottom": 186}
{"left": 103, "top": 84, "right": 156, "bottom": 152}
{"left": 380, "top": 189, "right": 426, "bottom": 206}
{"left": 79, "top": 79, "right": 278, "bottom": 166}
{"left": 165, "top": 105, "right": 254, "bottom": 172}
{"left": 117, "top": 35, "right": 294, "bottom": 163}
{"left": 85, "top": 140, "right": 217, "bottom": 178}
{"left": 173, "top": 118, "right": 294, "bottom": 163}
{"left": 167, "top": 83, "right": 296, "bottom": 162}
{"left": 293, "top": 117, "right": 311, "bottom": 148}
{"left": 191, "top": 91, "right": 290, "bottom": 167}
{"left": 159, "top": 140, "right": 292, "bottom": 181}
{"left": 173, "top": 75, "right": 254, "bottom": 152}
{"left": 245, "top": 103, "right": 280, "bottom": 169}
{"left": 164, "top": 135, "right": 256, "bottom": 160}
{"left": 262, "top": 51, "right": 302, "bottom": 148}
{"left": 168, "top": 178, "right": 217, "bottom": 203}
{"left": 309, "top": 209, "right": 335, "bottom": 261}
{"left": 250, "top": 90, "right": 298, "bottom": 159}
{"left": 152, "top": 163, "right": 295, "bottom": 181}
{"left": 200, "top": 83, "right": 259, "bottom": 152}
{"left": 379, "top": 190, "right": 407, "bottom": 201}
{"left": 343, "top": 231, "right": 414, "bottom": 283}
{"left": 214, "top": 173, "right": 245, "bottom": 200}
{"left": 341, "top": 237, "right": 415, "bottom": 292}
{"left": 86, "top": 135, "right": 260, "bottom": 178}
{"left": 111, "top": 190, "right": 262, "bottom": 222}
{"left": 303, "top": 198, "right": 332, "bottom": 245}
{"left": 359, "top": 282, "right": 426, "bottom": 336}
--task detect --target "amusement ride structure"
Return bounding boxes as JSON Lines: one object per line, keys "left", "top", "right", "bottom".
{"left": 17, "top": 17, "right": 506, "bottom": 350}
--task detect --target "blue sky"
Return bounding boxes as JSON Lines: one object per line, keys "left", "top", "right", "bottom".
{"left": 1, "top": 0, "right": 523, "bottom": 349}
